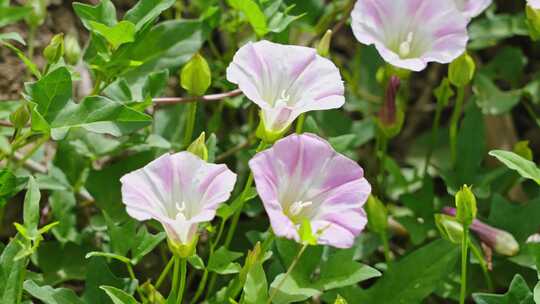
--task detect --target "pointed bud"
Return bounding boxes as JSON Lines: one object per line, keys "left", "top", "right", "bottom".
{"left": 9, "top": 105, "right": 30, "bottom": 129}
{"left": 513, "top": 141, "right": 533, "bottom": 161}
{"left": 377, "top": 75, "right": 404, "bottom": 138}
{"left": 365, "top": 196, "right": 388, "bottom": 235}
{"left": 443, "top": 207, "right": 519, "bottom": 256}
{"left": 181, "top": 53, "right": 211, "bottom": 96}
{"left": 448, "top": 52, "right": 476, "bottom": 87}
{"left": 455, "top": 185, "right": 477, "bottom": 227}
{"left": 64, "top": 34, "right": 81, "bottom": 65}
{"left": 316, "top": 30, "right": 333, "bottom": 57}
{"left": 187, "top": 132, "right": 208, "bottom": 161}
{"left": 43, "top": 33, "right": 64, "bottom": 64}
{"left": 334, "top": 295, "right": 348, "bottom": 304}
{"left": 435, "top": 213, "right": 464, "bottom": 244}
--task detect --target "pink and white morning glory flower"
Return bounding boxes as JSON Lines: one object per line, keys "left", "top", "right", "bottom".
{"left": 120, "top": 152, "right": 237, "bottom": 248}
{"left": 249, "top": 133, "right": 371, "bottom": 248}
{"left": 226, "top": 40, "right": 345, "bottom": 138}
{"left": 528, "top": 0, "right": 540, "bottom": 9}
{"left": 452, "top": 0, "right": 492, "bottom": 18}
{"left": 351, "top": 0, "right": 469, "bottom": 71}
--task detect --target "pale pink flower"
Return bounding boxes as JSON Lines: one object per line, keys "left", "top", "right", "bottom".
{"left": 453, "top": 0, "right": 492, "bottom": 18}
{"left": 120, "top": 152, "right": 237, "bottom": 246}
{"left": 528, "top": 0, "right": 540, "bottom": 9}
{"left": 226, "top": 40, "right": 344, "bottom": 135}
{"left": 351, "top": 0, "right": 469, "bottom": 71}
{"left": 249, "top": 133, "right": 371, "bottom": 248}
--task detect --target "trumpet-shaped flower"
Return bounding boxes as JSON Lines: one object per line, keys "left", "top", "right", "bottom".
{"left": 351, "top": 0, "right": 469, "bottom": 71}
{"left": 249, "top": 133, "right": 371, "bottom": 248}
{"left": 226, "top": 40, "right": 345, "bottom": 138}
{"left": 452, "top": 0, "right": 492, "bottom": 18}
{"left": 529, "top": 0, "right": 540, "bottom": 9}
{"left": 120, "top": 152, "right": 237, "bottom": 248}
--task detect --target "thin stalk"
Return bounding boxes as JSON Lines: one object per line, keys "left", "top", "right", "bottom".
{"left": 295, "top": 113, "right": 306, "bottom": 134}
{"left": 450, "top": 87, "right": 465, "bottom": 166}
{"left": 183, "top": 102, "right": 198, "bottom": 148}
{"left": 15, "top": 134, "right": 49, "bottom": 169}
{"left": 91, "top": 75, "right": 103, "bottom": 95}
{"left": 127, "top": 263, "right": 146, "bottom": 301}
{"left": 170, "top": 256, "right": 180, "bottom": 299}
{"left": 423, "top": 97, "right": 445, "bottom": 176}
{"left": 469, "top": 240, "right": 494, "bottom": 291}
{"left": 376, "top": 131, "right": 389, "bottom": 191}
{"left": 459, "top": 229, "right": 469, "bottom": 304}
{"left": 381, "top": 232, "right": 392, "bottom": 263}
{"left": 177, "top": 258, "right": 187, "bottom": 304}
{"left": 156, "top": 257, "right": 175, "bottom": 289}
{"left": 266, "top": 244, "right": 309, "bottom": 304}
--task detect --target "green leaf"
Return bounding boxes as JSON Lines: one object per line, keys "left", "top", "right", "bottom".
{"left": 354, "top": 239, "right": 459, "bottom": 304}
{"left": 89, "top": 21, "right": 136, "bottom": 49}
{"left": 1, "top": 41, "right": 41, "bottom": 78}
{"left": 243, "top": 258, "right": 268, "bottom": 304}
{"left": 455, "top": 103, "right": 485, "bottom": 186}
{"left": 0, "top": 169, "right": 26, "bottom": 206}
{"left": 85, "top": 252, "right": 132, "bottom": 264}
{"left": 0, "top": 6, "right": 31, "bottom": 27}
{"left": 23, "top": 176, "right": 41, "bottom": 237}
{"left": 264, "top": 1, "right": 305, "bottom": 33}
{"left": 101, "top": 286, "right": 139, "bottom": 304}
{"left": 23, "top": 280, "right": 85, "bottom": 304}
{"left": 34, "top": 241, "right": 87, "bottom": 285}
{"left": 469, "top": 13, "right": 528, "bottom": 50}
{"left": 73, "top": 0, "right": 117, "bottom": 29}
{"left": 48, "top": 190, "right": 78, "bottom": 243}
{"left": 489, "top": 150, "right": 540, "bottom": 185}
{"left": 473, "top": 73, "right": 522, "bottom": 115}
{"left": 473, "top": 274, "right": 534, "bottom": 304}
{"left": 488, "top": 195, "right": 540, "bottom": 242}
{"left": 26, "top": 67, "right": 151, "bottom": 140}
{"left": 82, "top": 257, "right": 136, "bottom": 304}
{"left": 207, "top": 247, "right": 244, "bottom": 275}
{"left": 131, "top": 226, "right": 166, "bottom": 264}
{"left": 228, "top": 0, "right": 268, "bottom": 36}
{"left": 0, "top": 235, "right": 27, "bottom": 303}
{"left": 0, "top": 32, "right": 25, "bottom": 45}
{"left": 124, "top": 0, "right": 176, "bottom": 31}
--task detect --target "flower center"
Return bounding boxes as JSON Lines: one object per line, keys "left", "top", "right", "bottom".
{"left": 399, "top": 32, "right": 414, "bottom": 58}
{"left": 274, "top": 90, "right": 291, "bottom": 108}
{"left": 289, "top": 200, "right": 313, "bottom": 217}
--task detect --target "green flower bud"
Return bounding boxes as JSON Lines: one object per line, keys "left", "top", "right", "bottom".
{"left": 334, "top": 295, "right": 348, "bottom": 304}
{"left": 181, "top": 53, "right": 211, "bottom": 96}
{"left": 455, "top": 185, "right": 477, "bottom": 227}
{"left": 43, "top": 33, "right": 64, "bottom": 64}
{"left": 187, "top": 132, "right": 208, "bottom": 161}
{"left": 526, "top": 5, "right": 540, "bottom": 41}
{"left": 448, "top": 52, "right": 476, "bottom": 87}
{"left": 64, "top": 34, "right": 81, "bottom": 65}
{"left": 513, "top": 141, "right": 533, "bottom": 161}
{"left": 316, "top": 30, "right": 333, "bottom": 57}
{"left": 26, "top": 0, "right": 47, "bottom": 28}
{"left": 366, "top": 195, "right": 388, "bottom": 235}
{"left": 9, "top": 105, "right": 30, "bottom": 129}
{"left": 435, "top": 214, "right": 464, "bottom": 244}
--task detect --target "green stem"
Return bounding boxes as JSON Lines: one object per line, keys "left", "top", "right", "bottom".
{"left": 376, "top": 131, "right": 389, "bottom": 191}
{"left": 15, "top": 134, "right": 49, "bottom": 169}
{"left": 266, "top": 244, "right": 308, "bottom": 304}
{"left": 450, "top": 86, "right": 465, "bottom": 166}
{"left": 469, "top": 240, "right": 494, "bottom": 291}
{"left": 177, "top": 258, "right": 187, "bottom": 304}
{"left": 459, "top": 229, "right": 469, "bottom": 304}
{"left": 91, "top": 75, "right": 103, "bottom": 95}
{"left": 183, "top": 102, "right": 198, "bottom": 148}
{"left": 126, "top": 263, "right": 146, "bottom": 301}
{"left": 156, "top": 257, "right": 175, "bottom": 289}
{"left": 170, "top": 256, "right": 180, "bottom": 299}
{"left": 295, "top": 113, "right": 306, "bottom": 134}
{"left": 381, "top": 232, "right": 392, "bottom": 263}
{"left": 423, "top": 97, "right": 445, "bottom": 176}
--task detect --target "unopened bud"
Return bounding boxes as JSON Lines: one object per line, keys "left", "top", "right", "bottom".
{"left": 64, "top": 34, "right": 81, "bottom": 65}
{"left": 187, "top": 132, "right": 208, "bottom": 161}
{"left": 316, "top": 30, "right": 332, "bottom": 57}
{"left": 443, "top": 207, "right": 519, "bottom": 256}
{"left": 377, "top": 76, "right": 404, "bottom": 138}
{"left": 448, "top": 52, "right": 476, "bottom": 87}
{"left": 455, "top": 185, "right": 477, "bottom": 227}
{"left": 181, "top": 53, "right": 211, "bottom": 96}
{"left": 26, "top": 0, "right": 47, "bottom": 28}
{"left": 9, "top": 105, "right": 30, "bottom": 128}
{"left": 334, "top": 295, "right": 348, "bottom": 304}
{"left": 365, "top": 196, "right": 388, "bottom": 235}
{"left": 435, "top": 213, "right": 464, "bottom": 244}
{"left": 43, "top": 33, "right": 64, "bottom": 64}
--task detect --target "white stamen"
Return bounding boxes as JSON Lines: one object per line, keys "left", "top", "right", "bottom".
{"left": 274, "top": 90, "right": 291, "bottom": 107}
{"left": 175, "top": 201, "right": 186, "bottom": 213}
{"left": 399, "top": 32, "right": 414, "bottom": 58}
{"left": 289, "top": 200, "right": 313, "bottom": 216}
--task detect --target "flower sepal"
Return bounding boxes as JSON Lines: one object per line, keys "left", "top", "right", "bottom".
{"left": 255, "top": 112, "right": 289, "bottom": 144}
{"left": 299, "top": 219, "right": 318, "bottom": 246}
{"left": 435, "top": 214, "right": 464, "bottom": 245}
{"left": 168, "top": 235, "right": 199, "bottom": 258}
